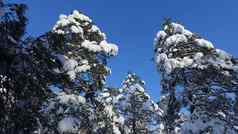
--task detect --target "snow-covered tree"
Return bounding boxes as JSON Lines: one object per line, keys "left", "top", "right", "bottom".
{"left": 33, "top": 10, "right": 118, "bottom": 95}
{"left": 37, "top": 10, "right": 119, "bottom": 134}
{"left": 3, "top": 1, "right": 238, "bottom": 133}
{"left": 39, "top": 92, "right": 92, "bottom": 134}
{"left": 154, "top": 19, "right": 238, "bottom": 133}
{"left": 95, "top": 87, "right": 125, "bottom": 134}
{"left": 0, "top": 2, "right": 48, "bottom": 133}
{"left": 112, "top": 72, "right": 161, "bottom": 134}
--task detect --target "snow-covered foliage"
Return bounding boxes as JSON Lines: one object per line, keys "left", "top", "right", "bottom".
{"left": 57, "top": 117, "right": 81, "bottom": 133}
{"left": 154, "top": 20, "right": 238, "bottom": 133}
{"left": 2, "top": 1, "right": 238, "bottom": 133}
{"left": 40, "top": 91, "right": 95, "bottom": 134}
{"left": 37, "top": 11, "right": 121, "bottom": 134}
{"left": 111, "top": 73, "right": 161, "bottom": 133}
{"left": 95, "top": 88, "right": 126, "bottom": 134}
{"left": 92, "top": 73, "right": 162, "bottom": 134}
{"left": 0, "top": 2, "right": 45, "bottom": 133}
{"left": 52, "top": 10, "right": 118, "bottom": 56}
{"left": 31, "top": 10, "right": 119, "bottom": 93}
{"left": 41, "top": 88, "right": 125, "bottom": 134}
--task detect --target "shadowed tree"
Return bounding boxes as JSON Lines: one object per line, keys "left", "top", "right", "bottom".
{"left": 154, "top": 20, "right": 238, "bottom": 133}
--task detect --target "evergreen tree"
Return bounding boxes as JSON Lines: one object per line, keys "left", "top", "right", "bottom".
{"left": 38, "top": 10, "right": 119, "bottom": 134}
{"left": 154, "top": 20, "right": 238, "bottom": 133}
{"left": 113, "top": 73, "right": 161, "bottom": 134}
{"left": 3, "top": 1, "right": 238, "bottom": 133}
{"left": 0, "top": 1, "right": 48, "bottom": 133}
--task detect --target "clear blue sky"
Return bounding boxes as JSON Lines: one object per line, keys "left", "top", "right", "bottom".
{"left": 12, "top": 0, "right": 238, "bottom": 100}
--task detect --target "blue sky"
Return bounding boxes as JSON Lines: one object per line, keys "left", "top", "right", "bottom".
{"left": 11, "top": 0, "right": 238, "bottom": 100}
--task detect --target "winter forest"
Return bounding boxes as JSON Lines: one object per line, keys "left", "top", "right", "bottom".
{"left": 0, "top": 1, "right": 238, "bottom": 134}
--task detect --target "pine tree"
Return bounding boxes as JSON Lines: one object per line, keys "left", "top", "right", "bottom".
{"left": 0, "top": 1, "right": 48, "bottom": 133}
{"left": 37, "top": 10, "right": 119, "bottom": 134}
{"left": 113, "top": 72, "right": 161, "bottom": 134}
{"left": 154, "top": 20, "right": 238, "bottom": 133}
{"left": 3, "top": 1, "right": 238, "bottom": 133}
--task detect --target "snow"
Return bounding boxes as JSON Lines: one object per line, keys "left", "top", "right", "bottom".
{"left": 55, "top": 55, "right": 90, "bottom": 79}
{"left": 90, "top": 25, "right": 100, "bottom": 32}
{"left": 67, "top": 15, "right": 77, "bottom": 24}
{"left": 153, "top": 103, "right": 159, "bottom": 111}
{"left": 195, "top": 38, "right": 214, "bottom": 49}
{"left": 164, "top": 60, "right": 173, "bottom": 74}
{"left": 168, "top": 59, "right": 180, "bottom": 69}
{"left": 0, "top": 75, "right": 7, "bottom": 93}
{"left": 215, "top": 49, "right": 231, "bottom": 60}
{"left": 8, "top": 35, "right": 18, "bottom": 44}
{"left": 59, "top": 14, "right": 67, "bottom": 20}
{"left": 234, "top": 126, "right": 238, "bottom": 130}
{"left": 58, "top": 117, "right": 80, "bottom": 133}
{"left": 159, "top": 123, "right": 165, "bottom": 130}
{"left": 157, "top": 108, "right": 164, "bottom": 116}
{"left": 183, "top": 29, "right": 193, "bottom": 38}
{"left": 101, "top": 92, "right": 110, "bottom": 97}
{"left": 0, "top": 87, "right": 6, "bottom": 93}
{"left": 144, "top": 101, "right": 155, "bottom": 111}
{"left": 71, "top": 25, "right": 83, "bottom": 34}
{"left": 207, "top": 56, "right": 234, "bottom": 70}
{"left": 52, "top": 11, "right": 118, "bottom": 62}
{"left": 104, "top": 105, "right": 114, "bottom": 117}
{"left": 157, "top": 56, "right": 193, "bottom": 74}
{"left": 156, "top": 31, "right": 167, "bottom": 40}
{"left": 75, "top": 64, "right": 91, "bottom": 73}
{"left": 114, "top": 116, "right": 125, "bottom": 124}
{"left": 112, "top": 116, "right": 125, "bottom": 134}
{"left": 67, "top": 70, "right": 76, "bottom": 80}
{"left": 154, "top": 31, "right": 167, "bottom": 47}
{"left": 57, "top": 92, "right": 86, "bottom": 105}
{"left": 132, "top": 83, "right": 145, "bottom": 92}
{"left": 57, "top": 106, "right": 64, "bottom": 114}
{"left": 163, "top": 25, "right": 169, "bottom": 31}
{"left": 100, "top": 40, "right": 119, "bottom": 56}
{"left": 53, "top": 10, "right": 91, "bottom": 34}
{"left": 182, "top": 57, "right": 194, "bottom": 66}
{"left": 54, "top": 29, "right": 65, "bottom": 34}
{"left": 113, "top": 125, "right": 121, "bottom": 134}
{"left": 194, "top": 52, "right": 204, "bottom": 60}
{"left": 164, "top": 22, "right": 193, "bottom": 38}
{"left": 81, "top": 40, "right": 102, "bottom": 52}
{"left": 218, "top": 111, "right": 226, "bottom": 118}
{"left": 171, "top": 22, "right": 185, "bottom": 34}
{"left": 165, "top": 34, "right": 187, "bottom": 47}
{"left": 81, "top": 40, "right": 118, "bottom": 55}
{"left": 88, "top": 24, "right": 107, "bottom": 40}
{"left": 144, "top": 92, "right": 151, "bottom": 99}
{"left": 63, "top": 59, "right": 78, "bottom": 71}
{"left": 72, "top": 10, "right": 92, "bottom": 22}
{"left": 174, "top": 127, "right": 181, "bottom": 133}
{"left": 105, "top": 97, "right": 112, "bottom": 103}
{"left": 155, "top": 53, "right": 168, "bottom": 64}
{"left": 181, "top": 117, "right": 227, "bottom": 134}
{"left": 56, "top": 17, "right": 70, "bottom": 28}
{"left": 80, "top": 59, "right": 89, "bottom": 64}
